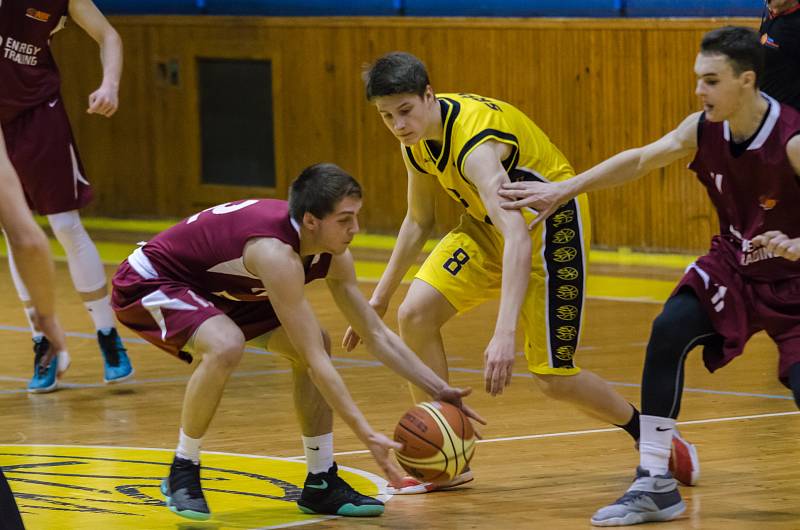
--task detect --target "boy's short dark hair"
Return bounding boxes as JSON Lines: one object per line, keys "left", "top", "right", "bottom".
{"left": 700, "top": 26, "right": 764, "bottom": 86}
{"left": 289, "top": 163, "right": 362, "bottom": 222}
{"left": 363, "top": 51, "right": 430, "bottom": 100}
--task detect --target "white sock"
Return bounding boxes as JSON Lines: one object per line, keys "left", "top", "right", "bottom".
{"left": 85, "top": 295, "right": 116, "bottom": 331}
{"left": 23, "top": 306, "right": 44, "bottom": 339}
{"left": 176, "top": 429, "right": 202, "bottom": 464}
{"left": 302, "top": 433, "right": 334, "bottom": 474}
{"left": 639, "top": 415, "right": 675, "bottom": 476}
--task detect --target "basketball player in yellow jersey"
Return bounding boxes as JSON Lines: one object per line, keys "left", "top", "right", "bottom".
{"left": 344, "top": 51, "right": 699, "bottom": 494}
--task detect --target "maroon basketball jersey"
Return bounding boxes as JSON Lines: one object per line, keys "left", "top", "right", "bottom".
{"left": 688, "top": 94, "right": 800, "bottom": 281}
{"left": 140, "top": 199, "right": 332, "bottom": 302}
{"left": 0, "top": 0, "right": 67, "bottom": 123}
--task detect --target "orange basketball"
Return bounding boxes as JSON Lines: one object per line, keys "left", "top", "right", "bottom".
{"left": 393, "top": 401, "right": 475, "bottom": 483}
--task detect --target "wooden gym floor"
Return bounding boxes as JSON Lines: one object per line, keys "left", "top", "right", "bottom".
{"left": 0, "top": 254, "right": 798, "bottom": 529}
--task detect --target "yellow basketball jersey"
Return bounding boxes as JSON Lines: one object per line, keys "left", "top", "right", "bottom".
{"left": 404, "top": 93, "right": 575, "bottom": 225}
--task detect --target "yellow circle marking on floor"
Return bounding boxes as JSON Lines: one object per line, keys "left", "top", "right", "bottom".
{"left": 0, "top": 445, "right": 387, "bottom": 530}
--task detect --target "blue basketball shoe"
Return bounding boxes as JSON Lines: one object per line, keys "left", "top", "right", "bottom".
{"left": 98, "top": 328, "right": 134, "bottom": 383}
{"left": 27, "top": 337, "right": 71, "bottom": 393}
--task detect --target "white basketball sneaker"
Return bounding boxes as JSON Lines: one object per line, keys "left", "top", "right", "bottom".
{"left": 386, "top": 468, "right": 473, "bottom": 495}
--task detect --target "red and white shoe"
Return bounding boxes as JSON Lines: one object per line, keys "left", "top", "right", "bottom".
{"left": 386, "top": 469, "right": 474, "bottom": 495}
{"left": 669, "top": 430, "right": 700, "bottom": 486}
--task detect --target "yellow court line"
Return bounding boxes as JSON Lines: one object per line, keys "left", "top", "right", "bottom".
{"left": 6, "top": 220, "right": 684, "bottom": 304}
{"left": 33, "top": 216, "right": 697, "bottom": 269}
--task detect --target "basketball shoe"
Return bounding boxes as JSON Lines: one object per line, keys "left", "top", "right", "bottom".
{"left": 27, "top": 337, "right": 71, "bottom": 393}
{"left": 297, "top": 463, "right": 384, "bottom": 516}
{"left": 591, "top": 466, "right": 685, "bottom": 526}
{"left": 386, "top": 467, "right": 473, "bottom": 495}
{"left": 669, "top": 431, "right": 700, "bottom": 486}
{"left": 98, "top": 328, "right": 134, "bottom": 383}
{"left": 161, "top": 456, "right": 210, "bottom": 520}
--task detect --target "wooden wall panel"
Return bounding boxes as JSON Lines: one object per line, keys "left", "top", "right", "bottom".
{"left": 52, "top": 16, "right": 760, "bottom": 252}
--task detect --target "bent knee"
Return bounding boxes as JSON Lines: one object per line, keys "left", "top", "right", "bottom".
{"left": 204, "top": 333, "right": 245, "bottom": 369}
{"left": 533, "top": 373, "right": 580, "bottom": 401}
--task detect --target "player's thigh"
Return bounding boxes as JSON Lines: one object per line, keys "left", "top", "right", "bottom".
{"left": 413, "top": 217, "right": 501, "bottom": 315}
{"left": 189, "top": 314, "right": 245, "bottom": 359}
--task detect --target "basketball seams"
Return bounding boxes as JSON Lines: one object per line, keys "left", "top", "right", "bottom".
{"left": 419, "top": 402, "right": 460, "bottom": 479}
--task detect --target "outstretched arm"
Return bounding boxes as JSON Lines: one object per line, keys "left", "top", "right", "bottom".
{"left": 244, "top": 238, "right": 403, "bottom": 482}
{"left": 342, "top": 150, "right": 438, "bottom": 350}
{"left": 499, "top": 112, "right": 702, "bottom": 226}
{"left": 69, "top": 0, "right": 122, "bottom": 116}
{"left": 328, "top": 251, "right": 485, "bottom": 425}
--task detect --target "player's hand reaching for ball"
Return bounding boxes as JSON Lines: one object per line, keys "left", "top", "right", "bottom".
{"left": 87, "top": 84, "right": 119, "bottom": 117}
{"left": 753, "top": 230, "right": 800, "bottom": 261}
{"left": 431, "top": 386, "right": 487, "bottom": 427}
{"left": 364, "top": 431, "right": 404, "bottom": 484}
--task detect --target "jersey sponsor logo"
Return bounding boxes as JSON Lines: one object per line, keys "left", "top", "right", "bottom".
{"left": 760, "top": 33, "right": 780, "bottom": 49}
{"left": 0, "top": 35, "right": 43, "bottom": 65}
{"left": 740, "top": 237, "right": 775, "bottom": 266}
{"left": 26, "top": 7, "right": 51, "bottom": 21}
{"left": 758, "top": 195, "right": 778, "bottom": 211}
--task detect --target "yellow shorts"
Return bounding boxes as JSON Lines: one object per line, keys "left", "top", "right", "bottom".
{"left": 415, "top": 194, "right": 591, "bottom": 376}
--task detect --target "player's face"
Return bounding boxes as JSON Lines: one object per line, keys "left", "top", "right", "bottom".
{"left": 373, "top": 88, "right": 436, "bottom": 146}
{"left": 316, "top": 195, "right": 362, "bottom": 255}
{"left": 694, "top": 53, "right": 754, "bottom": 122}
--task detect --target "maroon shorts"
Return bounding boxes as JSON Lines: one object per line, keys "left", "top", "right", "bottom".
{"left": 111, "top": 260, "right": 282, "bottom": 362}
{"left": 675, "top": 246, "right": 800, "bottom": 385}
{"left": 1, "top": 95, "right": 92, "bottom": 214}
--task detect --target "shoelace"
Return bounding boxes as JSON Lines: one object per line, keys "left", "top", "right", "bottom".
{"left": 99, "top": 332, "right": 124, "bottom": 367}
{"left": 33, "top": 338, "right": 51, "bottom": 376}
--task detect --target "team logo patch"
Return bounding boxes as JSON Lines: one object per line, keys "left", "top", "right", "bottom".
{"left": 556, "top": 267, "right": 579, "bottom": 281}
{"left": 0, "top": 445, "right": 385, "bottom": 529}
{"left": 555, "top": 345, "right": 575, "bottom": 361}
{"left": 555, "top": 325, "right": 578, "bottom": 341}
{"left": 556, "top": 305, "right": 579, "bottom": 321}
{"left": 552, "top": 247, "right": 577, "bottom": 263}
{"left": 758, "top": 195, "right": 778, "bottom": 211}
{"left": 556, "top": 285, "right": 579, "bottom": 301}
{"left": 25, "top": 8, "right": 51, "bottom": 22}
{"left": 552, "top": 228, "right": 576, "bottom": 244}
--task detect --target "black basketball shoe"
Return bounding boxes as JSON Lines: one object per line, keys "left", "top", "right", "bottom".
{"left": 160, "top": 455, "right": 211, "bottom": 520}
{"left": 297, "top": 462, "right": 384, "bottom": 517}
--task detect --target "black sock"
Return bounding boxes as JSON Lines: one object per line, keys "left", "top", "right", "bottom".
{"left": 614, "top": 404, "right": 640, "bottom": 441}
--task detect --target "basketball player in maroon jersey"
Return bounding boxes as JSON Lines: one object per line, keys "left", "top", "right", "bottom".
{"left": 500, "top": 26, "right": 800, "bottom": 525}
{"left": 111, "top": 163, "right": 483, "bottom": 521}
{"left": 0, "top": 0, "right": 132, "bottom": 393}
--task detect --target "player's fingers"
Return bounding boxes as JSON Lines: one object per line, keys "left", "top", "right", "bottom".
{"left": 461, "top": 403, "right": 487, "bottom": 425}
{"left": 504, "top": 365, "right": 513, "bottom": 388}
{"left": 500, "top": 181, "right": 527, "bottom": 190}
